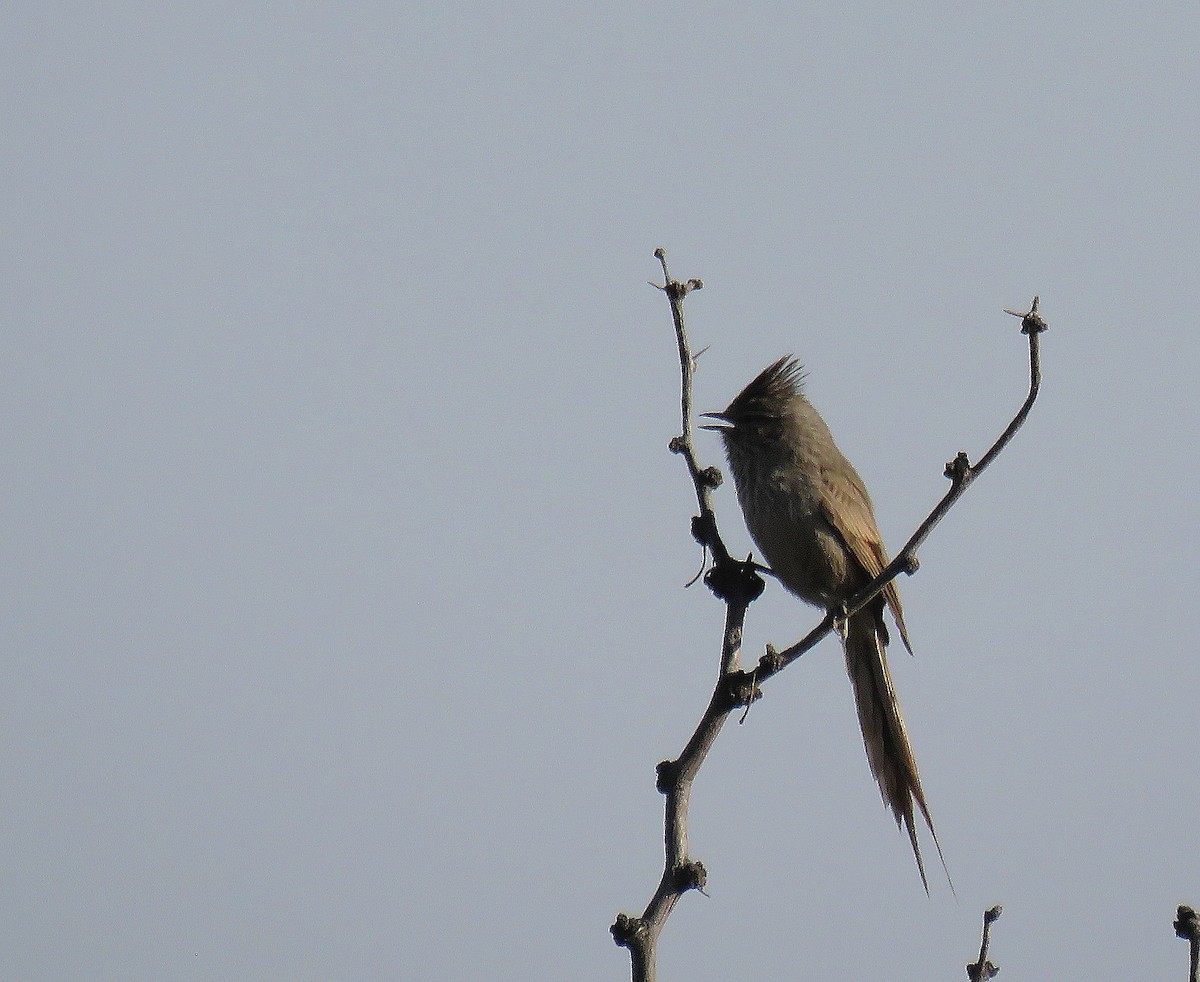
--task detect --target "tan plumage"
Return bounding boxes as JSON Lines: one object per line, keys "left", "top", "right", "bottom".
{"left": 705, "top": 356, "right": 946, "bottom": 890}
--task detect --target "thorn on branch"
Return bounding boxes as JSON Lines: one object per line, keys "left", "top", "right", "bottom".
{"left": 684, "top": 547, "right": 709, "bottom": 589}
{"left": 1004, "top": 295, "right": 1047, "bottom": 336}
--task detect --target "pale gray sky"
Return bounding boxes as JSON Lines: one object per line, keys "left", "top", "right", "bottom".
{"left": 3, "top": 3, "right": 1199, "bottom": 979}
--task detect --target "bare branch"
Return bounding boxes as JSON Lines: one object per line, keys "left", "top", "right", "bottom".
{"left": 612, "top": 252, "right": 763, "bottom": 982}
{"left": 654, "top": 248, "right": 730, "bottom": 567}
{"left": 1175, "top": 905, "right": 1200, "bottom": 982}
{"left": 612, "top": 253, "right": 1046, "bottom": 981}
{"left": 759, "top": 294, "right": 1047, "bottom": 677}
{"left": 966, "top": 905, "right": 1003, "bottom": 981}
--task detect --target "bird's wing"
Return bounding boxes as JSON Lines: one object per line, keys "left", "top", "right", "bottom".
{"left": 817, "top": 464, "right": 912, "bottom": 653}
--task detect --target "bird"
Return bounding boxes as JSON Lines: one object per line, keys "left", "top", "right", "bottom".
{"left": 702, "top": 355, "right": 947, "bottom": 890}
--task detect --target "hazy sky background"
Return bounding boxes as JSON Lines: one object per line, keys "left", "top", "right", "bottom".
{"left": 4, "top": 3, "right": 1199, "bottom": 979}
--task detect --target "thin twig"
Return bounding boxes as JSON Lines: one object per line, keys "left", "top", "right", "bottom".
{"left": 966, "top": 905, "right": 1003, "bottom": 981}
{"left": 654, "top": 248, "right": 730, "bottom": 568}
{"left": 759, "top": 295, "right": 1047, "bottom": 676}
{"left": 611, "top": 253, "right": 1046, "bottom": 982}
{"left": 611, "top": 252, "right": 763, "bottom": 982}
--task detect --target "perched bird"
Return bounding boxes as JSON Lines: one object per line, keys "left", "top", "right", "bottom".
{"left": 703, "top": 355, "right": 946, "bottom": 890}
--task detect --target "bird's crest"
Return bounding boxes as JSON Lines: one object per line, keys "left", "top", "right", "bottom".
{"left": 722, "top": 355, "right": 806, "bottom": 423}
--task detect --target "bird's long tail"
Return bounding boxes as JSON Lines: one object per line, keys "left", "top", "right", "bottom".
{"left": 842, "top": 605, "right": 951, "bottom": 893}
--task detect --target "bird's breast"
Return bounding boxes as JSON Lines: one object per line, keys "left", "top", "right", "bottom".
{"left": 735, "top": 464, "right": 848, "bottom": 608}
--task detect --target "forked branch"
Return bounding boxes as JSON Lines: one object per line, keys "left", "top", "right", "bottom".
{"left": 611, "top": 250, "right": 1046, "bottom": 982}
{"left": 757, "top": 294, "right": 1046, "bottom": 678}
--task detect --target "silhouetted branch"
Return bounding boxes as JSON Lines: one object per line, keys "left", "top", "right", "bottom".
{"left": 611, "top": 250, "right": 765, "bottom": 982}
{"left": 1175, "top": 905, "right": 1200, "bottom": 982}
{"left": 966, "top": 905, "right": 1003, "bottom": 981}
{"left": 761, "top": 295, "right": 1046, "bottom": 675}
{"left": 611, "top": 251, "right": 1046, "bottom": 981}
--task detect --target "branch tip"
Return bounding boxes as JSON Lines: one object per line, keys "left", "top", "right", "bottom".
{"left": 1175, "top": 905, "right": 1199, "bottom": 940}
{"left": 1004, "top": 295, "right": 1047, "bottom": 336}
{"left": 966, "top": 904, "right": 1003, "bottom": 982}
{"left": 1176, "top": 905, "right": 1200, "bottom": 982}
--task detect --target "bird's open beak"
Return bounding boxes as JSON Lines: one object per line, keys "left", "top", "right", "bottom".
{"left": 698, "top": 411, "right": 732, "bottom": 431}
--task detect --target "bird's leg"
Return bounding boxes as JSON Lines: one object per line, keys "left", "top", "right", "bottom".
{"left": 831, "top": 602, "right": 851, "bottom": 641}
